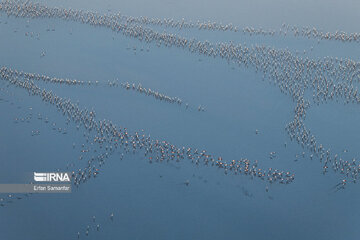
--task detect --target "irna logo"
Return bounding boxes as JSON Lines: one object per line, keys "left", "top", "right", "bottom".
{"left": 34, "top": 172, "right": 71, "bottom": 182}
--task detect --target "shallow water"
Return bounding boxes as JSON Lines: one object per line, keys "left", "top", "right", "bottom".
{"left": 0, "top": 1, "right": 360, "bottom": 240}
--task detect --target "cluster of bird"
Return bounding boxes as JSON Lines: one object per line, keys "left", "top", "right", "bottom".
{"left": 119, "top": 81, "right": 205, "bottom": 111}
{"left": 0, "top": 193, "right": 32, "bottom": 207}
{"left": 2, "top": 0, "right": 360, "bottom": 43}
{"left": 0, "top": 67, "right": 296, "bottom": 187}
{"left": 2, "top": 66, "right": 201, "bottom": 111}
{"left": 114, "top": 14, "right": 360, "bottom": 43}
{"left": 0, "top": 67, "right": 201, "bottom": 110}
{"left": 285, "top": 96, "right": 357, "bottom": 191}
{"left": 0, "top": 0, "right": 359, "bottom": 193}
{"left": 76, "top": 213, "right": 114, "bottom": 239}
{"left": 120, "top": 82, "right": 184, "bottom": 106}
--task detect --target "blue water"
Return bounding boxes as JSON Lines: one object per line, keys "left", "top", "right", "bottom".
{"left": 1, "top": 1, "right": 360, "bottom": 239}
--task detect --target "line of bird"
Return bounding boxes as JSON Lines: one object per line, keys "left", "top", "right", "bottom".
{"left": 0, "top": 66, "right": 204, "bottom": 111}
{"left": 1, "top": 0, "right": 360, "bottom": 43}
{"left": 1, "top": 0, "right": 359, "bottom": 189}
{"left": 0, "top": 68, "right": 295, "bottom": 189}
